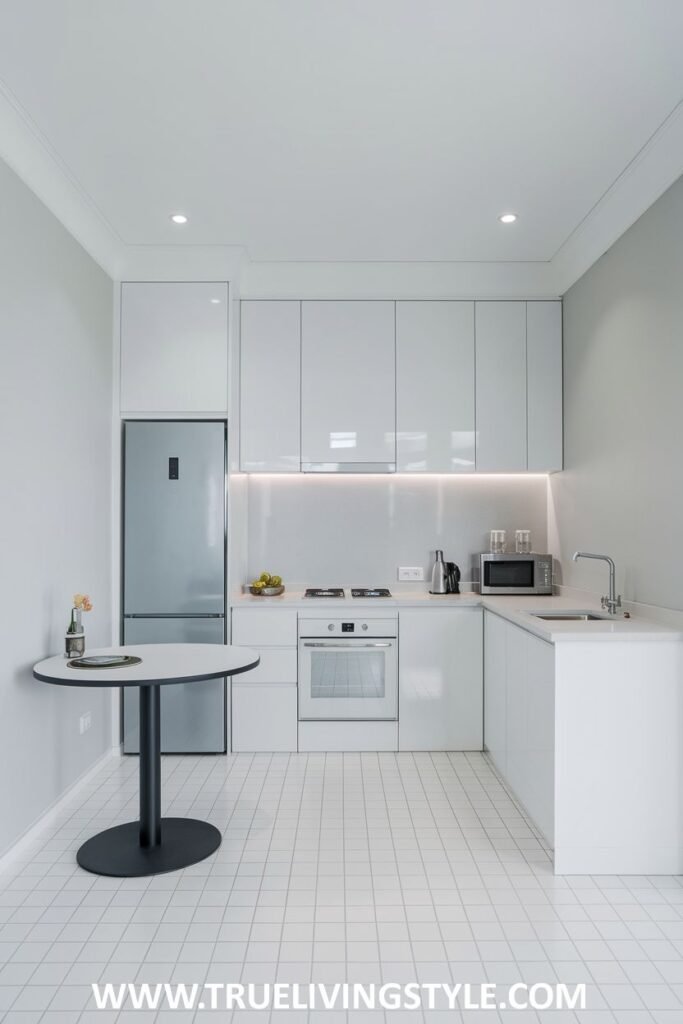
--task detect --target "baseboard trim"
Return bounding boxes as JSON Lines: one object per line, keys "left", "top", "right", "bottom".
{"left": 0, "top": 745, "right": 120, "bottom": 872}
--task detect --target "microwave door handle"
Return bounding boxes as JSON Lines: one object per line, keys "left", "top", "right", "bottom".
{"left": 302, "top": 642, "right": 392, "bottom": 648}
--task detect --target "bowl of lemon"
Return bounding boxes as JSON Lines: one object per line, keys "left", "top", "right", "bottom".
{"left": 249, "top": 572, "right": 285, "bottom": 597}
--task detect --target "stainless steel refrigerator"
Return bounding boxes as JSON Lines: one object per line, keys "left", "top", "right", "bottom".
{"left": 122, "top": 420, "right": 227, "bottom": 753}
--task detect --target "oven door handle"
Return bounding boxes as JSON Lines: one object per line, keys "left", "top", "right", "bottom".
{"left": 301, "top": 641, "right": 393, "bottom": 648}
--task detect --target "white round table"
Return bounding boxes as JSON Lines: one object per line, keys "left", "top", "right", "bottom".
{"left": 33, "top": 644, "right": 259, "bottom": 878}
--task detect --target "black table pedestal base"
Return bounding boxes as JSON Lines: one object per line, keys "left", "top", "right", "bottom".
{"left": 76, "top": 818, "right": 222, "bottom": 877}
{"left": 76, "top": 684, "right": 222, "bottom": 877}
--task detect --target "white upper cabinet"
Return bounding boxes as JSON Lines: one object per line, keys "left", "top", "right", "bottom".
{"left": 527, "top": 301, "right": 563, "bottom": 471}
{"left": 240, "top": 301, "right": 301, "bottom": 471}
{"left": 475, "top": 301, "right": 527, "bottom": 471}
{"left": 238, "top": 297, "right": 561, "bottom": 475}
{"left": 301, "top": 301, "right": 396, "bottom": 470}
{"left": 120, "top": 283, "right": 228, "bottom": 413}
{"left": 396, "top": 302, "right": 475, "bottom": 472}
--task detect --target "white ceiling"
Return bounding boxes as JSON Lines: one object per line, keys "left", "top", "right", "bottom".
{"left": 0, "top": 0, "right": 682, "bottom": 291}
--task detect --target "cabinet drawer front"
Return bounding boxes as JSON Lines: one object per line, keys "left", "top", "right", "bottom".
{"left": 232, "top": 608, "right": 298, "bottom": 647}
{"left": 232, "top": 684, "right": 297, "bottom": 752}
{"left": 234, "top": 648, "right": 297, "bottom": 683}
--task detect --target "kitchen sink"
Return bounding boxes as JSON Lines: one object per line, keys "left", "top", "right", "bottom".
{"left": 533, "top": 612, "right": 604, "bottom": 622}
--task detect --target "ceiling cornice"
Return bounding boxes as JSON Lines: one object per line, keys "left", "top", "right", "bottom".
{"left": 0, "top": 77, "right": 122, "bottom": 275}
{"left": 550, "top": 100, "right": 683, "bottom": 294}
{"left": 1, "top": 79, "right": 681, "bottom": 296}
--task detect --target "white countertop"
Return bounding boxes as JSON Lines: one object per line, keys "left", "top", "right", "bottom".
{"left": 482, "top": 595, "right": 682, "bottom": 643}
{"left": 231, "top": 590, "right": 682, "bottom": 642}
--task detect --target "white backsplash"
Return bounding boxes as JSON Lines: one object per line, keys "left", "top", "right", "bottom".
{"left": 245, "top": 474, "right": 549, "bottom": 586}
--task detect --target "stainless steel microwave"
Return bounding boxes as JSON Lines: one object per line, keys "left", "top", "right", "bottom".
{"left": 475, "top": 552, "right": 553, "bottom": 595}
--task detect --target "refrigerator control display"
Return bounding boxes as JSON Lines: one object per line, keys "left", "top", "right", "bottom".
{"left": 168, "top": 457, "right": 179, "bottom": 480}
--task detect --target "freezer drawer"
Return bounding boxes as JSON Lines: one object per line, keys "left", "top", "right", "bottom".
{"left": 122, "top": 617, "right": 226, "bottom": 753}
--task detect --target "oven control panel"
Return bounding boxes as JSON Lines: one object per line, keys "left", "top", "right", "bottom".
{"left": 300, "top": 617, "right": 397, "bottom": 639}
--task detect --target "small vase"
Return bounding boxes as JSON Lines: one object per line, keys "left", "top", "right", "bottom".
{"left": 65, "top": 609, "right": 85, "bottom": 658}
{"left": 65, "top": 632, "right": 85, "bottom": 658}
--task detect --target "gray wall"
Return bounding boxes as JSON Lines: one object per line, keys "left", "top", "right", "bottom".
{"left": 0, "top": 158, "right": 114, "bottom": 854}
{"left": 549, "top": 174, "right": 683, "bottom": 610}
{"left": 247, "top": 475, "right": 548, "bottom": 585}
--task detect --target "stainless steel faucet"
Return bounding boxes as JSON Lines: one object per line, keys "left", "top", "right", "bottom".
{"left": 572, "top": 551, "right": 622, "bottom": 614}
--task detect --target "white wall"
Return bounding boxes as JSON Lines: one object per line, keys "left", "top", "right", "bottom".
{"left": 0, "top": 157, "right": 114, "bottom": 854}
{"left": 549, "top": 174, "right": 683, "bottom": 611}
{"left": 246, "top": 475, "right": 548, "bottom": 586}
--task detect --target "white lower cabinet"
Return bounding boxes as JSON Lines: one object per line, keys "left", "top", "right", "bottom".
{"left": 231, "top": 684, "right": 297, "bottom": 752}
{"left": 399, "top": 607, "right": 483, "bottom": 751}
{"left": 484, "top": 610, "right": 555, "bottom": 844}
{"left": 230, "top": 608, "right": 298, "bottom": 752}
{"left": 483, "top": 609, "right": 507, "bottom": 774}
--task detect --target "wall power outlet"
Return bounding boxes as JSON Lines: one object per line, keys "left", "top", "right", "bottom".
{"left": 79, "top": 712, "right": 92, "bottom": 735}
{"left": 398, "top": 566, "right": 424, "bottom": 581}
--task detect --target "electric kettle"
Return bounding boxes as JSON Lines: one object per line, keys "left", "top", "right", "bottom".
{"left": 430, "top": 550, "right": 461, "bottom": 594}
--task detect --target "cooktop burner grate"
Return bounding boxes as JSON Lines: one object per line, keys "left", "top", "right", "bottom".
{"left": 304, "top": 588, "right": 345, "bottom": 598}
{"left": 351, "top": 588, "right": 392, "bottom": 598}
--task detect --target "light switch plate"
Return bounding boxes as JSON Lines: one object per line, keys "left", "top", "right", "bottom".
{"left": 398, "top": 566, "right": 424, "bottom": 581}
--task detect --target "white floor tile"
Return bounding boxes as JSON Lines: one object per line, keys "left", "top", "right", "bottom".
{"left": 0, "top": 752, "right": 679, "bottom": 1022}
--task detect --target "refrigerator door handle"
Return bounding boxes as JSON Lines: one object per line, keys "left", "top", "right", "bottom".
{"left": 123, "top": 613, "right": 225, "bottom": 619}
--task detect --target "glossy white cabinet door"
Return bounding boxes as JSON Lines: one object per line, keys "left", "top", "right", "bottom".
{"left": 485, "top": 614, "right": 555, "bottom": 845}
{"left": 398, "top": 607, "right": 483, "bottom": 751}
{"left": 301, "top": 301, "right": 396, "bottom": 469}
{"left": 475, "top": 302, "right": 527, "bottom": 471}
{"left": 505, "top": 622, "right": 554, "bottom": 844}
{"left": 483, "top": 611, "right": 507, "bottom": 774}
{"left": 523, "top": 631, "right": 555, "bottom": 844}
{"left": 527, "top": 301, "right": 563, "bottom": 471}
{"left": 504, "top": 619, "right": 528, "bottom": 799}
{"left": 240, "top": 301, "right": 300, "bottom": 471}
{"left": 231, "top": 608, "right": 298, "bottom": 647}
{"left": 120, "top": 283, "right": 228, "bottom": 412}
{"left": 231, "top": 683, "right": 297, "bottom": 752}
{"left": 396, "top": 302, "right": 475, "bottom": 472}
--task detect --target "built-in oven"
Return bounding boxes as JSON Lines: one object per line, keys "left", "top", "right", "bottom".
{"left": 475, "top": 552, "right": 553, "bottom": 595}
{"left": 298, "top": 617, "right": 398, "bottom": 721}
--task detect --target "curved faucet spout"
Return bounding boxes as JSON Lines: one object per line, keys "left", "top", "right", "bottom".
{"left": 572, "top": 552, "right": 621, "bottom": 614}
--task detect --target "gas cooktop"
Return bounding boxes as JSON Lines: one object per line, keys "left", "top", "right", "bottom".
{"left": 303, "top": 587, "right": 393, "bottom": 599}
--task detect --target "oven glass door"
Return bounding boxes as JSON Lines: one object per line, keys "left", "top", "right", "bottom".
{"left": 484, "top": 559, "right": 535, "bottom": 589}
{"left": 298, "top": 639, "right": 398, "bottom": 721}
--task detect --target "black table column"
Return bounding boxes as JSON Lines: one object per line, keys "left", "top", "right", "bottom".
{"left": 139, "top": 684, "right": 161, "bottom": 848}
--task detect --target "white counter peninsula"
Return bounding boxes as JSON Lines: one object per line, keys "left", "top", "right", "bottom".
{"left": 482, "top": 597, "right": 683, "bottom": 874}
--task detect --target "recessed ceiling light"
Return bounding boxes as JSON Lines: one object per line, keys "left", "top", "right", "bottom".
{"left": 499, "top": 213, "right": 517, "bottom": 224}
{"left": 170, "top": 213, "right": 188, "bottom": 224}
{"left": 210, "top": 298, "right": 221, "bottom": 304}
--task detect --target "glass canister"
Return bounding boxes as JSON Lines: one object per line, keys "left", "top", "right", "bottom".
{"left": 490, "top": 530, "right": 506, "bottom": 554}
{"left": 515, "top": 529, "right": 531, "bottom": 554}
